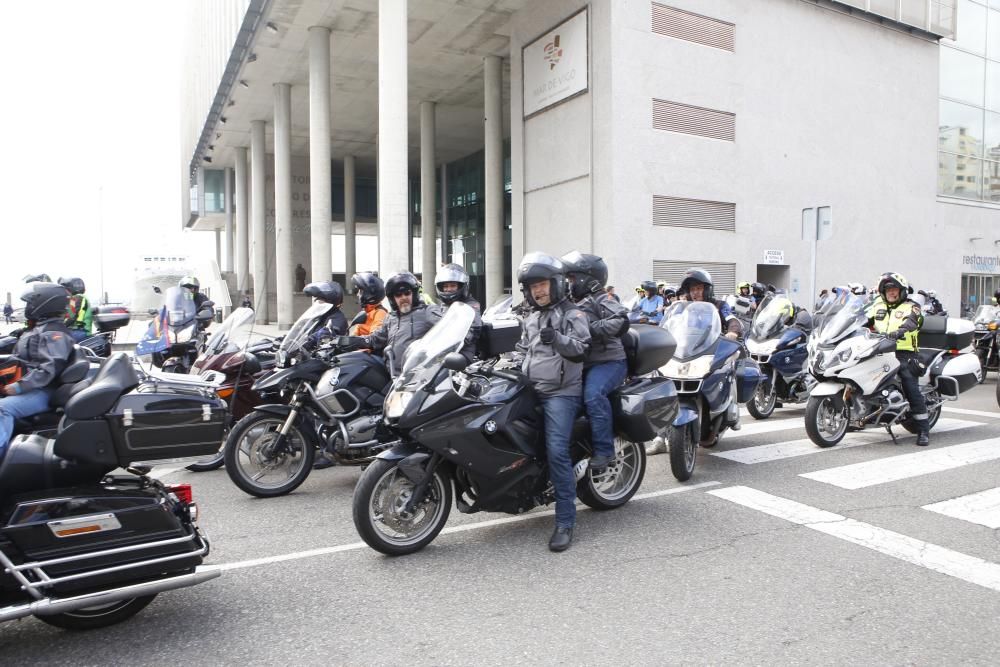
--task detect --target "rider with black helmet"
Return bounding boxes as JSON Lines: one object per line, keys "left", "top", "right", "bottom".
{"left": 679, "top": 268, "right": 743, "bottom": 339}
{"left": 302, "top": 281, "right": 349, "bottom": 349}
{"left": 561, "top": 251, "right": 630, "bottom": 473}
{"left": 631, "top": 280, "right": 664, "bottom": 324}
{"left": 58, "top": 276, "right": 92, "bottom": 343}
{"left": 349, "top": 272, "right": 388, "bottom": 336}
{"left": 0, "top": 283, "right": 75, "bottom": 457}
{"left": 514, "top": 252, "right": 591, "bottom": 552}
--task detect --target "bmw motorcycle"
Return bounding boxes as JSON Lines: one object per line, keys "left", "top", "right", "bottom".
{"left": 658, "top": 301, "right": 764, "bottom": 481}
{"left": 805, "top": 292, "right": 979, "bottom": 447}
{"left": 970, "top": 304, "right": 1000, "bottom": 382}
{"left": 136, "top": 286, "right": 214, "bottom": 374}
{"left": 351, "top": 303, "right": 678, "bottom": 556}
{"left": 744, "top": 295, "right": 815, "bottom": 419}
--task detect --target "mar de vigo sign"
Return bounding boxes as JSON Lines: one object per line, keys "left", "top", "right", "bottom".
{"left": 522, "top": 8, "right": 589, "bottom": 118}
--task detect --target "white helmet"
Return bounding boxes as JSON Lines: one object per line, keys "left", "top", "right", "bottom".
{"left": 847, "top": 282, "right": 866, "bottom": 296}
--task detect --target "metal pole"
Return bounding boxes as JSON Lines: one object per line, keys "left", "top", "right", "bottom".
{"left": 810, "top": 219, "right": 818, "bottom": 308}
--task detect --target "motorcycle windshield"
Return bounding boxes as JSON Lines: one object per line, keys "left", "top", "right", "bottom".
{"left": 973, "top": 305, "right": 997, "bottom": 325}
{"left": 661, "top": 301, "right": 720, "bottom": 359}
{"left": 279, "top": 302, "right": 331, "bottom": 358}
{"left": 204, "top": 307, "right": 257, "bottom": 356}
{"left": 164, "top": 286, "right": 196, "bottom": 329}
{"left": 394, "top": 302, "right": 475, "bottom": 391}
{"left": 483, "top": 295, "right": 514, "bottom": 321}
{"left": 750, "top": 295, "right": 794, "bottom": 341}
{"left": 814, "top": 292, "right": 868, "bottom": 345}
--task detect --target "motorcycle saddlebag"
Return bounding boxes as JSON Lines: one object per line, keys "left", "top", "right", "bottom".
{"left": 735, "top": 358, "right": 765, "bottom": 403}
{"left": 612, "top": 376, "right": 679, "bottom": 442}
{"left": 930, "top": 352, "right": 980, "bottom": 398}
{"left": 921, "top": 316, "right": 974, "bottom": 351}
{"left": 479, "top": 320, "right": 521, "bottom": 358}
{"left": 107, "top": 383, "right": 228, "bottom": 465}
{"left": 94, "top": 307, "right": 131, "bottom": 334}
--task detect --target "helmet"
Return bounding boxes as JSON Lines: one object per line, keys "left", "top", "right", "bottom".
{"left": 680, "top": 268, "right": 715, "bottom": 302}
{"left": 23, "top": 274, "right": 52, "bottom": 284}
{"left": 57, "top": 276, "right": 86, "bottom": 295}
{"left": 351, "top": 272, "right": 385, "bottom": 305}
{"left": 662, "top": 285, "right": 678, "bottom": 300}
{"left": 848, "top": 282, "right": 866, "bottom": 296}
{"left": 434, "top": 263, "right": 470, "bottom": 306}
{"left": 560, "top": 251, "right": 608, "bottom": 300}
{"left": 877, "top": 272, "right": 912, "bottom": 304}
{"left": 751, "top": 282, "right": 767, "bottom": 299}
{"left": 738, "top": 281, "right": 751, "bottom": 295}
{"left": 517, "top": 252, "right": 566, "bottom": 309}
{"left": 303, "top": 281, "right": 344, "bottom": 307}
{"left": 21, "top": 282, "right": 69, "bottom": 321}
{"left": 640, "top": 280, "right": 657, "bottom": 294}
{"left": 384, "top": 272, "right": 422, "bottom": 312}
{"left": 927, "top": 289, "right": 937, "bottom": 299}
{"left": 179, "top": 276, "right": 200, "bottom": 293}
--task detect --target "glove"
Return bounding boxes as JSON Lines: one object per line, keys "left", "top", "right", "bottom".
{"left": 337, "top": 335, "right": 364, "bottom": 348}
{"left": 539, "top": 327, "right": 556, "bottom": 344}
{"left": 889, "top": 330, "right": 905, "bottom": 341}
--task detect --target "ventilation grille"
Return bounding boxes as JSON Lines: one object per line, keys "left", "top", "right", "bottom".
{"left": 651, "top": 3, "right": 735, "bottom": 51}
{"left": 653, "top": 99, "right": 735, "bottom": 141}
{"left": 653, "top": 195, "right": 735, "bottom": 232}
{"left": 653, "top": 261, "right": 737, "bottom": 296}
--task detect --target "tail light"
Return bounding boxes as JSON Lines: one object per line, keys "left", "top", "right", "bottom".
{"left": 166, "top": 483, "right": 193, "bottom": 504}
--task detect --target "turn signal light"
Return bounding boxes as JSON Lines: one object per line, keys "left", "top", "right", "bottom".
{"left": 216, "top": 387, "right": 235, "bottom": 399}
{"left": 990, "top": 322, "right": 998, "bottom": 331}
{"left": 166, "top": 483, "right": 193, "bottom": 504}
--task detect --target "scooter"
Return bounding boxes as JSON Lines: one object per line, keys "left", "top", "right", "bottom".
{"left": 744, "top": 294, "right": 815, "bottom": 419}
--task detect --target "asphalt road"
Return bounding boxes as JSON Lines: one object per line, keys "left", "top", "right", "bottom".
{"left": 3, "top": 381, "right": 1000, "bottom": 665}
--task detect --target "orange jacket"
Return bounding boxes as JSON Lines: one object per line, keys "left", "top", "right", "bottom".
{"left": 350, "top": 304, "right": 388, "bottom": 337}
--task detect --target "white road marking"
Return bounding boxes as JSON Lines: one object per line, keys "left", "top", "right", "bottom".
{"left": 800, "top": 436, "right": 1000, "bottom": 490}
{"left": 730, "top": 417, "right": 809, "bottom": 437}
{"left": 709, "top": 486, "right": 1000, "bottom": 593}
{"left": 944, "top": 407, "right": 1000, "bottom": 420}
{"left": 710, "top": 418, "right": 981, "bottom": 465}
{"left": 924, "top": 487, "right": 1000, "bottom": 529}
{"left": 203, "top": 481, "right": 721, "bottom": 572}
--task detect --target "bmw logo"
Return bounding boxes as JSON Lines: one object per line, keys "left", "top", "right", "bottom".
{"left": 483, "top": 420, "right": 498, "bottom": 435}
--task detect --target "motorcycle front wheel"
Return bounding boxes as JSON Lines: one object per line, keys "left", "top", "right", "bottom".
{"left": 352, "top": 458, "right": 452, "bottom": 556}
{"left": 36, "top": 595, "right": 157, "bottom": 631}
{"left": 577, "top": 438, "right": 647, "bottom": 510}
{"left": 746, "top": 382, "right": 777, "bottom": 420}
{"left": 805, "top": 395, "right": 849, "bottom": 448}
{"left": 667, "top": 419, "right": 699, "bottom": 481}
{"left": 224, "top": 412, "right": 315, "bottom": 497}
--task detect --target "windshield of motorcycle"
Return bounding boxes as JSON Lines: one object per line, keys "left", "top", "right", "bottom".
{"left": 483, "top": 295, "right": 514, "bottom": 321}
{"left": 661, "top": 301, "right": 720, "bottom": 359}
{"left": 164, "top": 286, "right": 197, "bottom": 328}
{"left": 279, "top": 302, "right": 331, "bottom": 358}
{"left": 750, "top": 295, "right": 794, "bottom": 341}
{"left": 973, "top": 305, "right": 998, "bottom": 325}
{"left": 814, "top": 292, "right": 868, "bottom": 345}
{"left": 394, "top": 302, "right": 475, "bottom": 391}
{"left": 204, "top": 307, "right": 258, "bottom": 356}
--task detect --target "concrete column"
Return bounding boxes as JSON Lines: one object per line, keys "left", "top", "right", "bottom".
{"left": 274, "top": 82, "right": 294, "bottom": 329}
{"left": 223, "top": 167, "right": 234, "bottom": 272}
{"left": 377, "top": 0, "right": 409, "bottom": 275}
{"left": 344, "top": 155, "right": 357, "bottom": 281}
{"left": 420, "top": 101, "right": 437, "bottom": 289}
{"left": 215, "top": 229, "right": 222, "bottom": 269}
{"left": 250, "top": 120, "right": 269, "bottom": 322}
{"left": 484, "top": 55, "right": 505, "bottom": 305}
{"left": 309, "top": 26, "right": 332, "bottom": 283}
{"left": 440, "top": 162, "right": 448, "bottom": 263}
{"left": 234, "top": 147, "right": 250, "bottom": 295}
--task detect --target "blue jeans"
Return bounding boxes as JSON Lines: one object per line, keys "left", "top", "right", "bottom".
{"left": 540, "top": 395, "right": 582, "bottom": 528}
{"left": 68, "top": 329, "right": 89, "bottom": 343}
{"left": 0, "top": 388, "right": 53, "bottom": 459}
{"left": 584, "top": 360, "right": 628, "bottom": 458}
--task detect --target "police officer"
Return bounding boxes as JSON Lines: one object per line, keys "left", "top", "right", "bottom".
{"left": 678, "top": 268, "right": 742, "bottom": 339}
{"left": 738, "top": 281, "right": 754, "bottom": 303}
{"left": 867, "top": 272, "right": 930, "bottom": 446}
{"left": 0, "top": 283, "right": 75, "bottom": 458}
{"left": 349, "top": 272, "right": 388, "bottom": 336}
{"left": 58, "top": 276, "right": 93, "bottom": 343}
{"left": 631, "top": 280, "right": 664, "bottom": 324}
{"left": 561, "top": 251, "right": 630, "bottom": 473}
{"left": 514, "top": 253, "right": 590, "bottom": 552}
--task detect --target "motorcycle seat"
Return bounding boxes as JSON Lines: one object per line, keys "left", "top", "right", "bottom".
{"left": 63, "top": 353, "right": 140, "bottom": 421}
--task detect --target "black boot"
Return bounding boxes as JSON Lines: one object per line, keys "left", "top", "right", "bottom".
{"left": 588, "top": 453, "right": 612, "bottom": 471}
{"left": 915, "top": 420, "right": 930, "bottom": 446}
{"left": 549, "top": 526, "right": 574, "bottom": 552}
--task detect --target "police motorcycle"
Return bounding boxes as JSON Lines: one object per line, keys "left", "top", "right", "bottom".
{"left": 351, "top": 302, "right": 678, "bottom": 556}
{"left": 0, "top": 352, "right": 222, "bottom": 630}
{"left": 804, "top": 291, "right": 979, "bottom": 447}
{"left": 725, "top": 293, "right": 755, "bottom": 342}
{"left": 136, "top": 286, "right": 214, "bottom": 374}
{"left": 970, "top": 304, "right": 1000, "bottom": 382}
{"left": 658, "top": 301, "right": 764, "bottom": 481}
{"left": 744, "top": 294, "right": 815, "bottom": 419}
{"left": 222, "top": 302, "right": 392, "bottom": 498}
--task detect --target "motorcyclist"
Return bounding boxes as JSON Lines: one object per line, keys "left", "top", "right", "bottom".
{"left": 920, "top": 289, "right": 946, "bottom": 316}
{"left": 561, "top": 251, "right": 629, "bottom": 473}
{"left": 0, "top": 283, "right": 75, "bottom": 459}
{"left": 434, "top": 263, "right": 482, "bottom": 354}
{"left": 848, "top": 282, "right": 867, "bottom": 297}
{"left": 57, "top": 277, "right": 93, "bottom": 343}
{"left": 678, "top": 268, "right": 742, "bottom": 339}
{"left": 738, "top": 281, "right": 754, "bottom": 303}
{"left": 866, "top": 272, "right": 930, "bottom": 446}
{"left": 630, "top": 280, "right": 664, "bottom": 324}
{"left": 513, "top": 252, "right": 591, "bottom": 552}
{"left": 303, "top": 281, "right": 348, "bottom": 349}
{"left": 348, "top": 272, "right": 388, "bottom": 336}
{"left": 179, "top": 276, "right": 211, "bottom": 311}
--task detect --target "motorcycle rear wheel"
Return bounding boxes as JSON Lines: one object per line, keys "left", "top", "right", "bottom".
{"left": 224, "top": 412, "right": 315, "bottom": 497}
{"left": 353, "top": 458, "right": 452, "bottom": 556}
{"left": 577, "top": 438, "right": 647, "bottom": 510}
{"left": 667, "top": 419, "right": 699, "bottom": 481}
{"left": 901, "top": 400, "right": 942, "bottom": 434}
{"left": 805, "top": 395, "right": 849, "bottom": 448}
{"left": 35, "top": 595, "right": 156, "bottom": 631}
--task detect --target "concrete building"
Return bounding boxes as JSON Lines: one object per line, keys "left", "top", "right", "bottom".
{"left": 182, "top": 0, "right": 998, "bottom": 326}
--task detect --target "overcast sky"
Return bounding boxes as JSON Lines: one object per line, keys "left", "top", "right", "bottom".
{"left": 0, "top": 1, "right": 214, "bottom": 305}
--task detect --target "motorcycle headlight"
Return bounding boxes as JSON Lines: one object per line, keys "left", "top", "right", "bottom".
{"left": 385, "top": 390, "right": 414, "bottom": 419}
{"left": 276, "top": 349, "right": 288, "bottom": 367}
{"left": 990, "top": 323, "right": 998, "bottom": 331}
{"left": 660, "top": 356, "right": 713, "bottom": 379}
{"left": 836, "top": 348, "right": 852, "bottom": 364}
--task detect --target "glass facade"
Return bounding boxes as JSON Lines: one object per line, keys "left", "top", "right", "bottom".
{"left": 939, "top": 0, "right": 1000, "bottom": 202}
{"left": 332, "top": 175, "right": 378, "bottom": 219}
{"left": 203, "top": 168, "right": 227, "bottom": 213}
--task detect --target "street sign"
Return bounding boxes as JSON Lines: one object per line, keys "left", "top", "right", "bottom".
{"left": 802, "top": 205, "right": 834, "bottom": 310}
{"left": 763, "top": 249, "right": 784, "bottom": 265}
{"left": 817, "top": 206, "right": 834, "bottom": 240}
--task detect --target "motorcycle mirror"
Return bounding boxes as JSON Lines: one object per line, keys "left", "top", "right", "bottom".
{"left": 442, "top": 352, "right": 468, "bottom": 372}
{"left": 350, "top": 310, "right": 367, "bottom": 327}
{"left": 196, "top": 308, "right": 215, "bottom": 322}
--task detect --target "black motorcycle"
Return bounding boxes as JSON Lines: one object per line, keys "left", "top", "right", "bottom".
{"left": 0, "top": 353, "right": 223, "bottom": 629}
{"left": 971, "top": 305, "right": 1000, "bottom": 382}
{"left": 351, "top": 303, "right": 678, "bottom": 556}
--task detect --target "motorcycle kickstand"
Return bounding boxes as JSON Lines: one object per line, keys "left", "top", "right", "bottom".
{"left": 885, "top": 425, "right": 899, "bottom": 445}
{"left": 403, "top": 453, "right": 442, "bottom": 514}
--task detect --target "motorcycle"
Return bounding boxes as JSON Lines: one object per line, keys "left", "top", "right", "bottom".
{"left": 351, "top": 303, "right": 678, "bottom": 556}
{"left": 744, "top": 295, "right": 815, "bottom": 419}
{"left": 0, "top": 305, "right": 131, "bottom": 359}
{"left": 0, "top": 353, "right": 223, "bottom": 629}
{"left": 136, "top": 286, "right": 214, "bottom": 374}
{"left": 804, "top": 292, "right": 979, "bottom": 447}
{"left": 658, "top": 301, "right": 764, "bottom": 481}
{"left": 970, "top": 304, "right": 1000, "bottom": 382}
{"left": 223, "top": 302, "right": 393, "bottom": 498}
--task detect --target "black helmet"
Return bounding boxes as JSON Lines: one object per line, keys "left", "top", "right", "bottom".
{"left": 877, "top": 272, "right": 912, "bottom": 304}
{"left": 179, "top": 276, "right": 200, "bottom": 293}
{"left": 751, "top": 282, "right": 767, "bottom": 299}
{"left": 21, "top": 282, "right": 69, "bottom": 321}
{"left": 57, "top": 276, "right": 86, "bottom": 295}
{"left": 434, "top": 263, "right": 470, "bottom": 306}
{"left": 662, "top": 286, "right": 678, "bottom": 300}
{"left": 303, "top": 281, "right": 344, "bottom": 307}
{"left": 351, "top": 272, "right": 385, "bottom": 305}
{"left": 384, "top": 272, "right": 422, "bottom": 312}
{"left": 517, "top": 252, "right": 566, "bottom": 309}
{"left": 640, "top": 280, "right": 657, "bottom": 294}
{"left": 561, "top": 251, "right": 608, "bottom": 301}
{"left": 680, "top": 268, "right": 715, "bottom": 302}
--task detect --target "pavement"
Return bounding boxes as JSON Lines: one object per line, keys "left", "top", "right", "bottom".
{"left": 3, "top": 374, "right": 1000, "bottom": 664}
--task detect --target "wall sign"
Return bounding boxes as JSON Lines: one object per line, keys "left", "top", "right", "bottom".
{"left": 522, "top": 8, "right": 589, "bottom": 118}
{"left": 763, "top": 249, "right": 785, "bottom": 265}
{"left": 963, "top": 254, "right": 1000, "bottom": 274}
